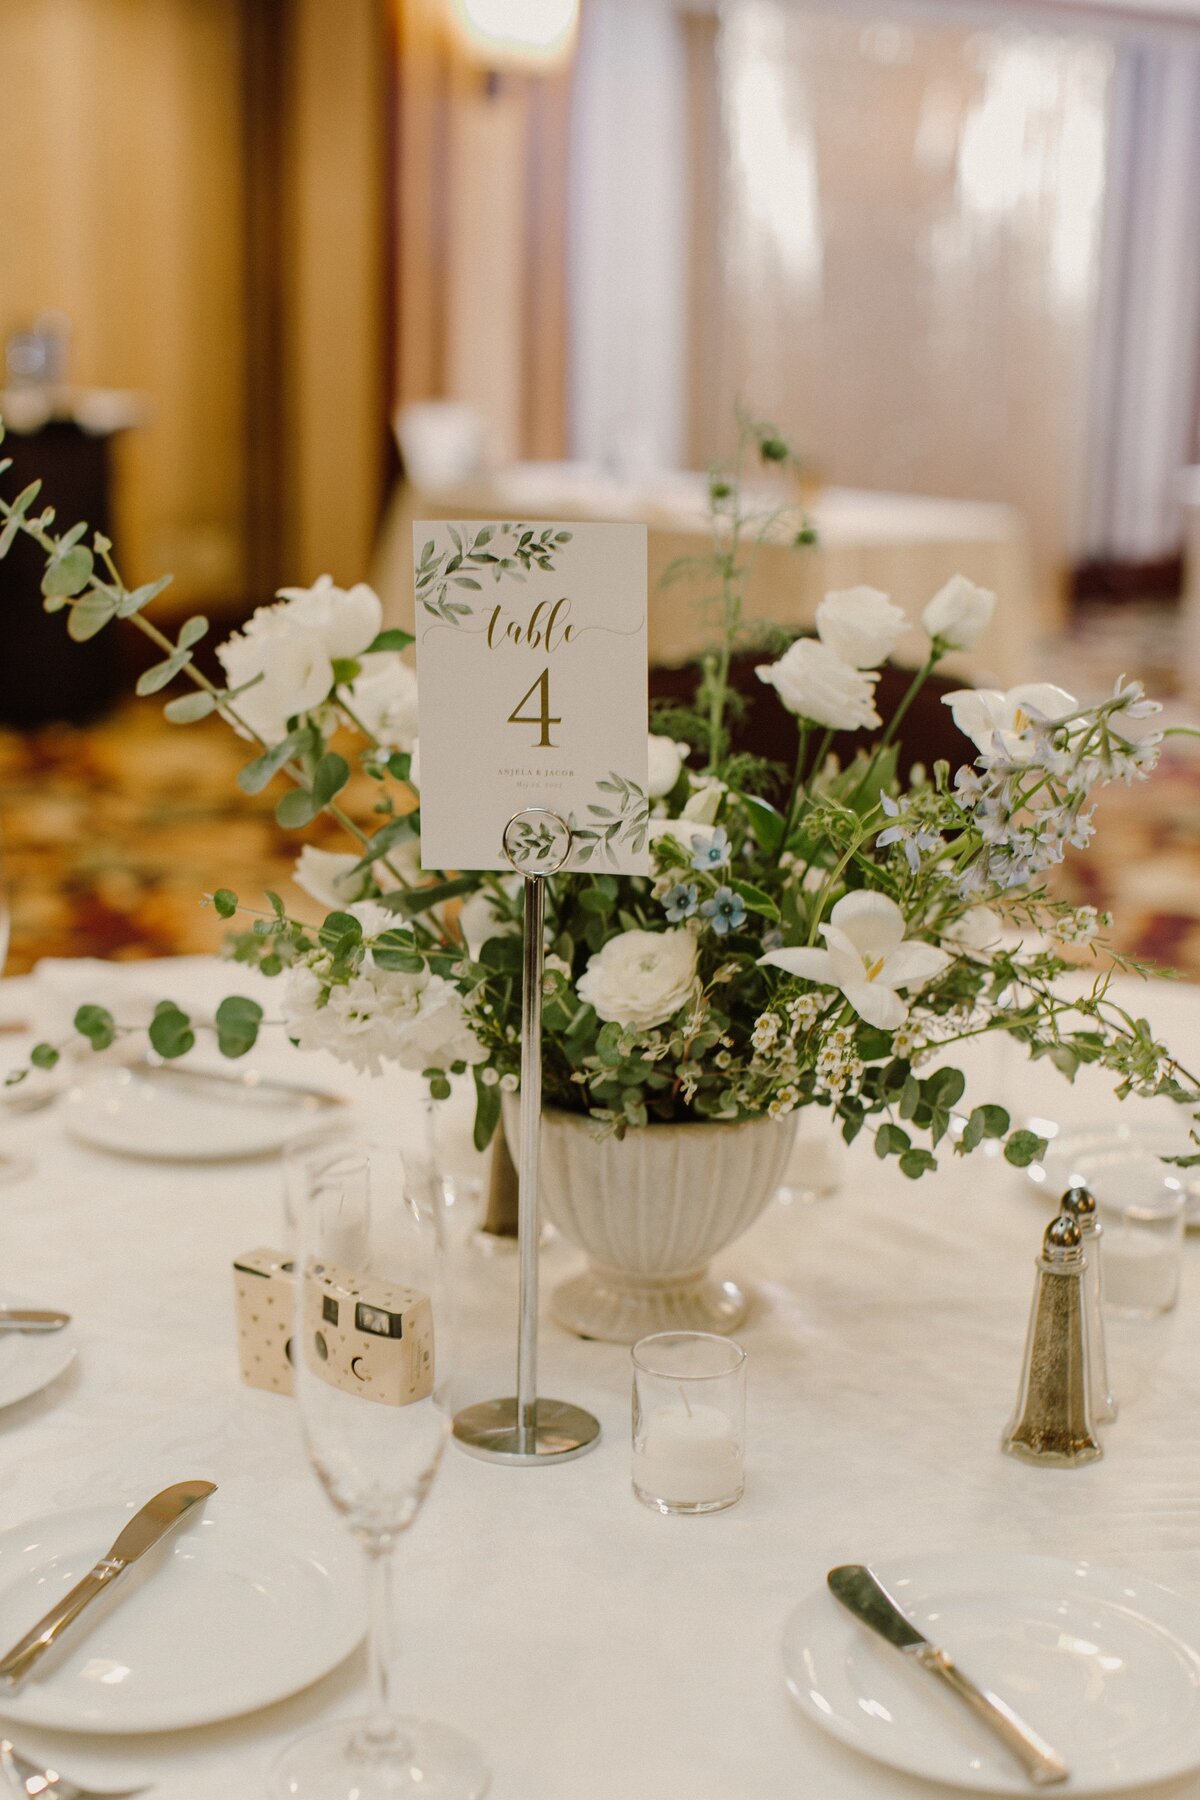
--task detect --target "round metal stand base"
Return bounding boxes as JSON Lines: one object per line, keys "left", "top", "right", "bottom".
{"left": 452, "top": 1397, "right": 601, "bottom": 1465}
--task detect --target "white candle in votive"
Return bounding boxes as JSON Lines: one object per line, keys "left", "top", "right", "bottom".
{"left": 633, "top": 1403, "right": 741, "bottom": 1505}
{"left": 1103, "top": 1229, "right": 1179, "bottom": 1315}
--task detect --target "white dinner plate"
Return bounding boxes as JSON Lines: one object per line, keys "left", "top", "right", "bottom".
{"left": 0, "top": 1305, "right": 77, "bottom": 1411}
{"left": 63, "top": 1065, "right": 342, "bottom": 1162}
{"left": 0, "top": 1491, "right": 365, "bottom": 1733}
{"left": 1023, "top": 1119, "right": 1200, "bottom": 1228}
{"left": 784, "top": 1554, "right": 1200, "bottom": 1795}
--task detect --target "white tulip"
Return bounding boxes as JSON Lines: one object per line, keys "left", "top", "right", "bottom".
{"left": 922, "top": 575, "right": 995, "bottom": 652}
{"left": 758, "top": 890, "right": 950, "bottom": 1030}
{"left": 816, "top": 586, "right": 908, "bottom": 668}
{"left": 577, "top": 927, "right": 699, "bottom": 1030}
{"left": 647, "top": 734, "right": 689, "bottom": 800}
{"left": 943, "top": 683, "right": 1076, "bottom": 764}
{"left": 756, "top": 638, "right": 881, "bottom": 732}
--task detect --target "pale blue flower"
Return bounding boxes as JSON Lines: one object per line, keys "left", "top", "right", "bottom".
{"left": 690, "top": 827, "right": 730, "bottom": 872}
{"left": 663, "top": 881, "right": 698, "bottom": 922}
{"left": 699, "top": 886, "right": 746, "bottom": 936}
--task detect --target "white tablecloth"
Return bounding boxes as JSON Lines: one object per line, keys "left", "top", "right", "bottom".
{"left": 2, "top": 957, "right": 1200, "bottom": 1799}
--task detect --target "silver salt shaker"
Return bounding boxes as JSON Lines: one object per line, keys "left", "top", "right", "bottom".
{"left": 1062, "top": 1184, "right": 1116, "bottom": 1423}
{"left": 1002, "top": 1213, "right": 1102, "bottom": 1467}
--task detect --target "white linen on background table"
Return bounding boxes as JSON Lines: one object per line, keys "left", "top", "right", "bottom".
{"left": 1, "top": 956, "right": 1200, "bottom": 1799}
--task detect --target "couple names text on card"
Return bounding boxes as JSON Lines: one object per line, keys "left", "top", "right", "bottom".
{"left": 414, "top": 521, "right": 649, "bottom": 875}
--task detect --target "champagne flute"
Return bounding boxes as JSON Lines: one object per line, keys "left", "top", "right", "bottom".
{"left": 271, "top": 1136, "right": 488, "bottom": 1800}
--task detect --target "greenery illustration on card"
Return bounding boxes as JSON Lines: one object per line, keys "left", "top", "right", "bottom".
{"left": 413, "top": 520, "right": 649, "bottom": 874}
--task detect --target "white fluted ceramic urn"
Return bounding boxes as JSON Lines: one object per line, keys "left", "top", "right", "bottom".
{"left": 503, "top": 1097, "right": 797, "bottom": 1343}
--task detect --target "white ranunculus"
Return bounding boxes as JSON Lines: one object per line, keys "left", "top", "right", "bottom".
{"left": 816, "top": 586, "right": 908, "bottom": 669}
{"left": 922, "top": 575, "right": 995, "bottom": 652}
{"left": 647, "top": 734, "right": 689, "bottom": 800}
{"left": 943, "top": 905, "right": 1004, "bottom": 961}
{"left": 293, "top": 846, "right": 371, "bottom": 909}
{"left": 276, "top": 574, "right": 383, "bottom": 662}
{"left": 756, "top": 638, "right": 881, "bottom": 732}
{"left": 759, "top": 890, "right": 950, "bottom": 1030}
{"left": 943, "top": 683, "right": 1076, "bottom": 764}
{"left": 346, "top": 655, "right": 419, "bottom": 751}
{"left": 216, "top": 617, "right": 334, "bottom": 743}
{"left": 577, "top": 927, "right": 699, "bottom": 1030}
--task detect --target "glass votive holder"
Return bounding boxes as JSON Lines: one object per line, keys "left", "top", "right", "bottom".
{"left": 1102, "top": 1185, "right": 1186, "bottom": 1319}
{"left": 631, "top": 1332, "right": 746, "bottom": 1515}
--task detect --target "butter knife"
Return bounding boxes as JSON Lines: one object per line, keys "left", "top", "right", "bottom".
{"left": 827, "top": 1564, "right": 1069, "bottom": 1788}
{"left": 132, "top": 1060, "right": 344, "bottom": 1109}
{"left": 0, "top": 1480, "right": 216, "bottom": 1691}
{"left": 0, "top": 1311, "right": 70, "bottom": 1333}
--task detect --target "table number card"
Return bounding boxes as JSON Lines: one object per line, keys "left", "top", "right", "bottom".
{"left": 414, "top": 521, "right": 649, "bottom": 874}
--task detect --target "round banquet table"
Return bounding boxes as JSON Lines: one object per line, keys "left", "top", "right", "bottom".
{"left": 2, "top": 956, "right": 1200, "bottom": 1799}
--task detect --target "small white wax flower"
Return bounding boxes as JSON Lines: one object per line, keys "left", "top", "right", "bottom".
{"left": 922, "top": 575, "right": 995, "bottom": 651}
{"left": 758, "top": 890, "right": 950, "bottom": 1031}
{"left": 755, "top": 638, "right": 881, "bottom": 731}
{"left": 816, "top": 586, "right": 908, "bottom": 668}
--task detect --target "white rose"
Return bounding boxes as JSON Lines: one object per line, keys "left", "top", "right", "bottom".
{"left": 293, "top": 846, "right": 371, "bottom": 910}
{"left": 276, "top": 574, "right": 383, "bottom": 662}
{"left": 922, "top": 575, "right": 995, "bottom": 652}
{"left": 577, "top": 927, "right": 698, "bottom": 1030}
{"left": 216, "top": 617, "right": 334, "bottom": 743}
{"left": 816, "top": 586, "right": 908, "bottom": 668}
{"left": 346, "top": 655, "right": 419, "bottom": 750}
{"left": 756, "top": 638, "right": 881, "bottom": 731}
{"left": 647, "top": 734, "right": 688, "bottom": 800}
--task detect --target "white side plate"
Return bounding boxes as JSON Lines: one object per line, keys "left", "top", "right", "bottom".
{"left": 63, "top": 1066, "right": 340, "bottom": 1162}
{"left": 784, "top": 1553, "right": 1200, "bottom": 1795}
{"left": 0, "top": 1491, "right": 365, "bottom": 1733}
{"left": 1023, "top": 1119, "right": 1200, "bottom": 1228}
{"left": 0, "top": 1309, "right": 77, "bottom": 1411}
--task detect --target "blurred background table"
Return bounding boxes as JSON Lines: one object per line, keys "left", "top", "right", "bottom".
{"left": 373, "top": 464, "right": 1035, "bottom": 685}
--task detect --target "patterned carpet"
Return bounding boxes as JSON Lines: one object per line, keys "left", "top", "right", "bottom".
{"left": 3, "top": 697, "right": 1200, "bottom": 982}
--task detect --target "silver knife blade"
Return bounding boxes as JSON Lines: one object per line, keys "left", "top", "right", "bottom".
{"left": 828, "top": 1563, "right": 927, "bottom": 1650}
{"left": 0, "top": 1480, "right": 216, "bottom": 1691}
{"left": 827, "top": 1564, "right": 1069, "bottom": 1788}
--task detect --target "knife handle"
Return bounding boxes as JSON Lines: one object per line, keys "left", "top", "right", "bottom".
{"left": 0, "top": 1557, "right": 126, "bottom": 1691}
{"left": 915, "top": 1646, "right": 1068, "bottom": 1788}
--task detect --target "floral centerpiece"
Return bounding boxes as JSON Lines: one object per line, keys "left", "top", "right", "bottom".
{"left": 4, "top": 414, "right": 1198, "bottom": 1209}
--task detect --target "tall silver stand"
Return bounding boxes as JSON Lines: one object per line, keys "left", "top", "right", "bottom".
{"left": 452, "top": 809, "right": 601, "bottom": 1465}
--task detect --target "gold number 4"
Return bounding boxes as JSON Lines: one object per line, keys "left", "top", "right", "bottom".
{"left": 507, "top": 667, "right": 561, "bottom": 748}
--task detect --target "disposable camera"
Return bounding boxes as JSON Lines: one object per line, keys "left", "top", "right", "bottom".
{"left": 234, "top": 1247, "right": 435, "bottom": 1408}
